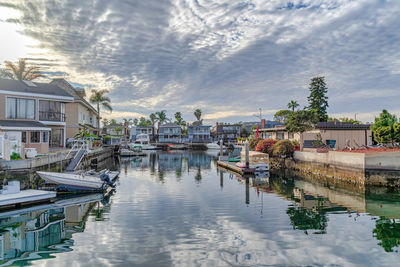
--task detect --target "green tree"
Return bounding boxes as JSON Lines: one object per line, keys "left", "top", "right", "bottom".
{"left": 115, "top": 126, "right": 122, "bottom": 136}
{"left": 286, "top": 109, "right": 319, "bottom": 133}
{"left": 274, "top": 110, "right": 292, "bottom": 124}
{"left": 156, "top": 110, "right": 170, "bottom": 141}
{"left": 288, "top": 100, "right": 299, "bottom": 112}
{"left": 133, "top": 118, "right": 139, "bottom": 126}
{"left": 2, "top": 58, "right": 44, "bottom": 80}
{"left": 110, "top": 119, "right": 117, "bottom": 125}
{"left": 194, "top": 109, "right": 203, "bottom": 125}
{"left": 307, "top": 76, "right": 329, "bottom": 122}
{"left": 102, "top": 118, "right": 109, "bottom": 127}
{"left": 89, "top": 89, "right": 112, "bottom": 130}
{"left": 138, "top": 117, "right": 151, "bottom": 127}
{"left": 174, "top": 112, "right": 186, "bottom": 126}
{"left": 370, "top": 109, "right": 400, "bottom": 146}
{"left": 122, "top": 118, "right": 133, "bottom": 136}
{"left": 241, "top": 125, "right": 249, "bottom": 137}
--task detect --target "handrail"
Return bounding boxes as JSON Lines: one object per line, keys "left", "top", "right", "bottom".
{"left": 65, "top": 139, "right": 89, "bottom": 159}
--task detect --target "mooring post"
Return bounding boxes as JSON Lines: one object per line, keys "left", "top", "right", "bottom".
{"left": 245, "top": 140, "right": 249, "bottom": 169}
{"left": 219, "top": 139, "right": 223, "bottom": 157}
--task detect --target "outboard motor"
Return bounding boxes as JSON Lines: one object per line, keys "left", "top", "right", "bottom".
{"left": 100, "top": 173, "right": 115, "bottom": 187}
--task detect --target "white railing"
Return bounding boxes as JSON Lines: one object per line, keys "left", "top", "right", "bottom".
{"left": 65, "top": 139, "right": 90, "bottom": 159}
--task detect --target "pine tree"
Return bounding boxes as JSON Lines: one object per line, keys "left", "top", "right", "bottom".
{"left": 307, "top": 76, "right": 328, "bottom": 122}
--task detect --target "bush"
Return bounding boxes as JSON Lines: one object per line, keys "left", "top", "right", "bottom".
{"left": 255, "top": 139, "right": 277, "bottom": 154}
{"left": 272, "top": 140, "right": 294, "bottom": 157}
{"left": 249, "top": 137, "right": 263, "bottom": 150}
{"left": 291, "top": 140, "right": 300, "bottom": 151}
{"left": 10, "top": 152, "right": 21, "bottom": 160}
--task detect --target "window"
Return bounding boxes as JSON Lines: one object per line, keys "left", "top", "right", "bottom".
{"left": 288, "top": 132, "right": 294, "bottom": 139}
{"left": 6, "top": 97, "right": 36, "bottom": 119}
{"left": 277, "top": 132, "right": 284, "bottom": 140}
{"left": 42, "top": 131, "right": 49, "bottom": 143}
{"left": 21, "top": 132, "right": 27, "bottom": 143}
{"left": 30, "top": 131, "right": 41, "bottom": 143}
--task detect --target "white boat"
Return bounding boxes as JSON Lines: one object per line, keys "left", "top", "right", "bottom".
{"left": 131, "top": 134, "right": 157, "bottom": 150}
{"left": 206, "top": 141, "right": 226, "bottom": 150}
{"left": 36, "top": 169, "right": 119, "bottom": 192}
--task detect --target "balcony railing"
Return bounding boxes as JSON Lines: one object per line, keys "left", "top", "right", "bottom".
{"left": 39, "top": 111, "right": 65, "bottom": 122}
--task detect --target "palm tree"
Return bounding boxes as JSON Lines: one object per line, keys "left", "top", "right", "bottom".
{"left": 122, "top": 118, "right": 133, "bottom": 137}
{"left": 155, "top": 110, "right": 170, "bottom": 141}
{"left": 194, "top": 109, "right": 202, "bottom": 125}
{"left": 149, "top": 113, "right": 157, "bottom": 141}
{"left": 2, "top": 58, "right": 44, "bottom": 80}
{"left": 174, "top": 112, "right": 186, "bottom": 126}
{"left": 89, "top": 89, "right": 112, "bottom": 130}
{"left": 288, "top": 100, "right": 299, "bottom": 112}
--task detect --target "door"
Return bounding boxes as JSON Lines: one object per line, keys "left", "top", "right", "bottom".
{"left": 7, "top": 131, "right": 22, "bottom": 155}
{"left": 49, "top": 128, "right": 64, "bottom": 147}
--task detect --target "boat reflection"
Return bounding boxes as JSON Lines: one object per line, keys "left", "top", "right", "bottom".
{"left": 0, "top": 191, "right": 114, "bottom": 265}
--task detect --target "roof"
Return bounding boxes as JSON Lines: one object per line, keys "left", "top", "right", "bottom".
{"left": 0, "top": 78, "right": 73, "bottom": 100}
{"left": 316, "top": 122, "right": 371, "bottom": 130}
{"left": 0, "top": 120, "right": 51, "bottom": 131}
{"left": 259, "top": 127, "right": 287, "bottom": 132}
{"left": 160, "top": 123, "right": 181, "bottom": 127}
{"left": 50, "top": 79, "right": 97, "bottom": 114}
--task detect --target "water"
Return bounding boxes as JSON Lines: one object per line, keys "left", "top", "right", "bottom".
{"left": 1, "top": 151, "right": 400, "bottom": 266}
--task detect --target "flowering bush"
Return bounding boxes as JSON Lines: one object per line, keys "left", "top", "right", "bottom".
{"left": 291, "top": 140, "right": 300, "bottom": 151}
{"left": 255, "top": 139, "right": 277, "bottom": 154}
{"left": 272, "top": 140, "right": 294, "bottom": 157}
{"left": 249, "top": 137, "right": 263, "bottom": 150}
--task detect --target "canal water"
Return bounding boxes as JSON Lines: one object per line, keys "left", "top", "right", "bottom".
{"left": 1, "top": 151, "right": 400, "bottom": 266}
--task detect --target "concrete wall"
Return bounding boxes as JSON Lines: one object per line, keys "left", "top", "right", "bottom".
{"left": 365, "top": 152, "right": 400, "bottom": 171}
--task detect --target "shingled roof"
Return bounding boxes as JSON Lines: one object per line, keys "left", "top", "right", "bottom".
{"left": 316, "top": 122, "right": 371, "bottom": 130}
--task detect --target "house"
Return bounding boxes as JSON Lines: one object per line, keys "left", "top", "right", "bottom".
{"left": 50, "top": 79, "right": 99, "bottom": 138}
{"left": 158, "top": 123, "right": 184, "bottom": 143}
{"left": 187, "top": 125, "right": 211, "bottom": 143}
{"left": 130, "top": 126, "right": 154, "bottom": 141}
{"left": 259, "top": 122, "right": 372, "bottom": 150}
{"left": 102, "top": 123, "right": 124, "bottom": 136}
{"left": 211, "top": 123, "right": 241, "bottom": 143}
{"left": 242, "top": 119, "right": 283, "bottom": 135}
{"left": 0, "top": 78, "right": 74, "bottom": 155}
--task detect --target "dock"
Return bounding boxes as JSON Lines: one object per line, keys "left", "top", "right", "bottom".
{"left": 217, "top": 160, "right": 255, "bottom": 175}
{"left": 0, "top": 189, "right": 56, "bottom": 209}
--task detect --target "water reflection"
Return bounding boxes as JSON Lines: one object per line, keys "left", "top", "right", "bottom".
{"left": 0, "top": 192, "right": 113, "bottom": 265}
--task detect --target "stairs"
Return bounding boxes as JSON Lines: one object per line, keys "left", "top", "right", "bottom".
{"left": 66, "top": 149, "right": 86, "bottom": 172}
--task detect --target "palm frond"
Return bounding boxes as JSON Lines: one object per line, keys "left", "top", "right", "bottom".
{"left": 102, "top": 102, "right": 113, "bottom": 112}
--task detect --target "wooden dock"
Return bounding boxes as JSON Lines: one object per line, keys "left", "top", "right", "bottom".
{"left": 217, "top": 161, "right": 255, "bottom": 175}
{"left": 0, "top": 190, "right": 56, "bottom": 209}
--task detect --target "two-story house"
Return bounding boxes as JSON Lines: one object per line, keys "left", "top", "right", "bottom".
{"left": 130, "top": 126, "right": 154, "bottom": 141}
{"left": 187, "top": 125, "right": 211, "bottom": 143}
{"left": 50, "top": 79, "right": 99, "bottom": 138}
{"left": 211, "top": 123, "right": 241, "bottom": 143}
{"left": 0, "top": 78, "right": 73, "bottom": 155}
{"left": 158, "top": 123, "right": 184, "bottom": 143}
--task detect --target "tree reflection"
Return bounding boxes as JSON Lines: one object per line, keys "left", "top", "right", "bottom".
{"left": 286, "top": 198, "right": 328, "bottom": 234}
{"left": 195, "top": 168, "right": 202, "bottom": 184}
{"left": 373, "top": 217, "right": 400, "bottom": 252}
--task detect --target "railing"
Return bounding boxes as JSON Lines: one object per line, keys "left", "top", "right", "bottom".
{"left": 39, "top": 111, "right": 66, "bottom": 122}
{"left": 65, "top": 139, "right": 90, "bottom": 159}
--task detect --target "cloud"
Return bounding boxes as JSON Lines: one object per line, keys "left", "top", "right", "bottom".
{"left": 1, "top": 0, "right": 399, "bottom": 123}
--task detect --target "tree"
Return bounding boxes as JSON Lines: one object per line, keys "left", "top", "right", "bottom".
{"left": 115, "top": 126, "right": 122, "bottom": 136}
{"left": 89, "top": 89, "right": 112, "bottom": 130}
{"left": 288, "top": 100, "right": 299, "bottom": 112}
{"left": 122, "top": 118, "right": 133, "bottom": 137}
{"left": 373, "top": 217, "right": 400, "bottom": 252}
{"left": 370, "top": 109, "right": 400, "bottom": 146}
{"left": 133, "top": 118, "right": 138, "bottom": 126}
{"left": 307, "top": 76, "right": 329, "bottom": 122}
{"left": 149, "top": 113, "right": 157, "bottom": 141}
{"left": 286, "top": 109, "right": 319, "bottom": 133}
{"left": 156, "top": 110, "right": 169, "bottom": 125}
{"left": 194, "top": 109, "right": 203, "bottom": 125}
{"left": 110, "top": 119, "right": 117, "bottom": 125}
{"left": 240, "top": 126, "right": 249, "bottom": 137}
{"left": 2, "top": 58, "right": 44, "bottom": 80}
{"left": 138, "top": 117, "right": 151, "bottom": 127}
{"left": 102, "top": 118, "right": 109, "bottom": 127}
{"left": 274, "top": 110, "right": 292, "bottom": 124}
{"left": 174, "top": 112, "right": 186, "bottom": 127}
{"left": 328, "top": 117, "right": 361, "bottom": 125}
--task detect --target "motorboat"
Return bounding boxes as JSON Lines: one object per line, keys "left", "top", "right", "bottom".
{"left": 36, "top": 169, "right": 120, "bottom": 192}
{"left": 130, "top": 134, "right": 158, "bottom": 150}
{"left": 206, "top": 141, "right": 226, "bottom": 150}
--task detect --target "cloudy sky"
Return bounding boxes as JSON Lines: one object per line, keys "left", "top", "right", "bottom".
{"left": 0, "top": 0, "right": 399, "bottom": 124}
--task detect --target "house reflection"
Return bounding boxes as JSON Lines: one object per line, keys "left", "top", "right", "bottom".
{"left": 0, "top": 193, "right": 108, "bottom": 265}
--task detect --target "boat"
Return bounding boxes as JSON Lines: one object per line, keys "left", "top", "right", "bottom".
{"left": 130, "top": 134, "right": 158, "bottom": 150}
{"left": 167, "top": 144, "right": 188, "bottom": 150}
{"left": 120, "top": 147, "right": 145, "bottom": 157}
{"left": 36, "top": 169, "right": 120, "bottom": 192}
{"left": 206, "top": 141, "right": 226, "bottom": 150}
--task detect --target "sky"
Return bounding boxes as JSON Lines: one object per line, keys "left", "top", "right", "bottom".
{"left": 0, "top": 0, "right": 399, "bottom": 124}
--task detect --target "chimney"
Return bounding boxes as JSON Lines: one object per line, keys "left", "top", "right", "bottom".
{"left": 261, "top": 119, "right": 266, "bottom": 129}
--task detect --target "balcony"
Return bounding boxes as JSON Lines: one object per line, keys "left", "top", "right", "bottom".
{"left": 39, "top": 111, "right": 66, "bottom": 122}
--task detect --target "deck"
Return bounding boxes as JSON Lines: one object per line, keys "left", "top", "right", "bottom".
{"left": 0, "top": 190, "right": 56, "bottom": 208}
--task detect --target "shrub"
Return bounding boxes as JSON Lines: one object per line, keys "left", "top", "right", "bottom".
{"left": 255, "top": 139, "right": 277, "bottom": 154}
{"left": 272, "top": 140, "right": 294, "bottom": 157}
{"left": 10, "top": 152, "right": 21, "bottom": 160}
{"left": 249, "top": 137, "right": 263, "bottom": 150}
{"left": 291, "top": 140, "right": 300, "bottom": 151}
